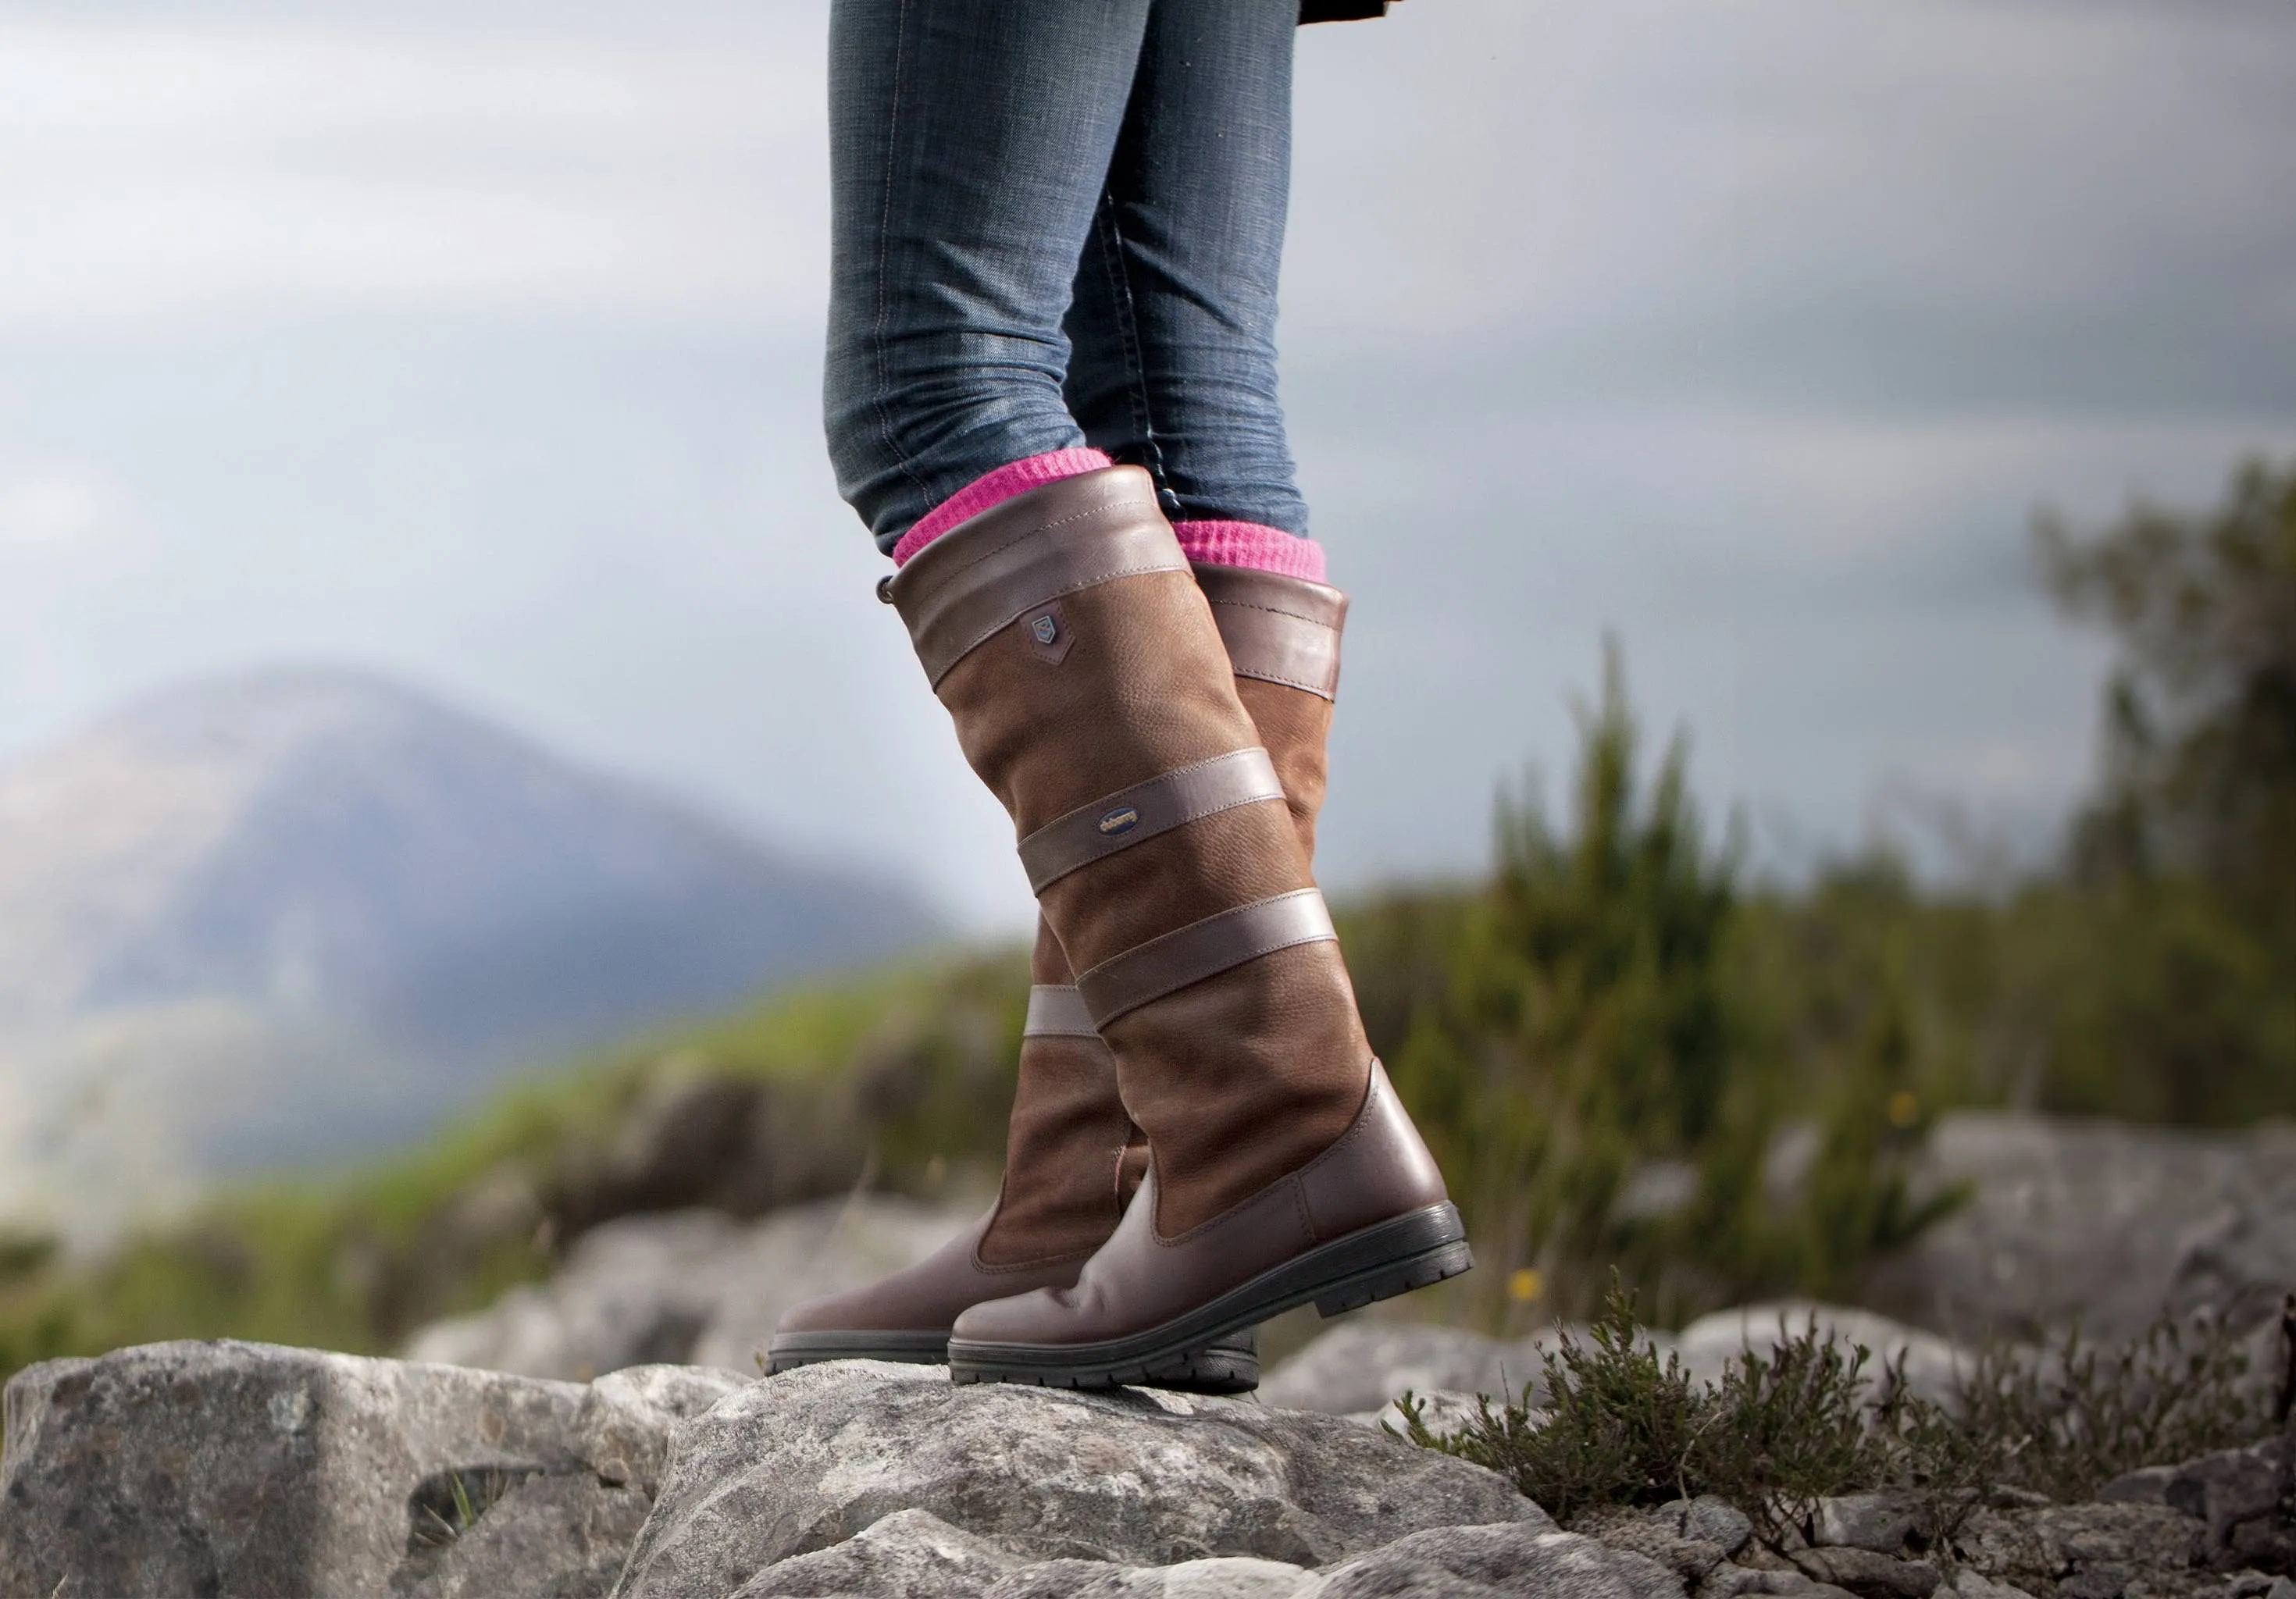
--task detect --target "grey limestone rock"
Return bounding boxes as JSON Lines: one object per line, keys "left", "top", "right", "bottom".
{"left": 0, "top": 1339, "right": 740, "bottom": 1599}
{"left": 407, "top": 1195, "right": 975, "bottom": 1380}
{"left": 1788, "top": 1545, "right": 1941, "bottom": 1597}
{"left": 729, "top": 1508, "right": 1025, "bottom": 1598}
{"left": 1671, "top": 1304, "right": 1971, "bottom": 1408}
{"left": 1311, "top": 1523, "right": 1686, "bottom": 1598}
{"left": 1946, "top": 1502, "right": 2208, "bottom": 1597}
{"left": 1352, "top": 1388, "right": 1503, "bottom": 1437}
{"left": 405, "top": 1473, "right": 653, "bottom": 1599}
{"left": 1677, "top": 1498, "right": 1756, "bottom": 1556}
{"left": 2100, "top": 1437, "right": 2294, "bottom": 1572}
{"left": 1938, "top": 1572, "right": 2038, "bottom": 1599}
{"left": 1258, "top": 1321, "right": 1589, "bottom": 1416}
{"left": 1705, "top": 1572, "right": 1858, "bottom": 1599}
{"left": 1811, "top": 1492, "right": 1922, "bottom": 1554}
{"left": 989, "top": 1554, "right": 1318, "bottom": 1597}
{"left": 1863, "top": 1112, "right": 2296, "bottom": 1345}
{"left": 612, "top": 1360, "right": 1544, "bottom": 1599}
{"left": 1574, "top": 1500, "right": 1762, "bottom": 1582}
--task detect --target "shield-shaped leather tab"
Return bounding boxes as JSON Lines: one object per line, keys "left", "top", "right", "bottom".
{"left": 1023, "top": 601, "right": 1075, "bottom": 666}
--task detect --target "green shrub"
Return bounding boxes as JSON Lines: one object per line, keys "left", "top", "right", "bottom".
{"left": 1395, "top": 1281, "right": 1902, "bottom": 1541}
{"left": 1398, "top": 1285, "right": 2280, "bottom": 1547}
{"left": 1390, "top": 645, "right": 1960, "bottom": 1327}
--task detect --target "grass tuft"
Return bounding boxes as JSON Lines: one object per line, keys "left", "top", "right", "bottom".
{"left": 1396, "top": 1279, "right": 2280, "bottom": 1549}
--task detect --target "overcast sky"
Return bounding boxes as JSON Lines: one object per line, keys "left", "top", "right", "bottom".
{"left": 2, "top": 0, "right": 2292, "bottom": 931}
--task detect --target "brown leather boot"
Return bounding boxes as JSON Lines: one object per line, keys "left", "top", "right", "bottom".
{"left": 884, "top": 465, "right": 1468, "bottom": 1388}
{"left": 763, "top": 548, "right": 1356, "bottom": 1388}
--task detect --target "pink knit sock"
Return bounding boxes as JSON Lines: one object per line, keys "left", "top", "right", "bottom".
{"left": 890, "top": 448, "right": 1114, "bottom": 566}
{"left": 1173, "top": 520, "right": 1327, "bottom": 583}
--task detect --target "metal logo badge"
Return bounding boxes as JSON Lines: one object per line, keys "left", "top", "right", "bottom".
{"left": 1096, "top": 807, "right": 1140, "bottom": 837}
{"left": 1025, "top": 603, "right": 1074, "bottom": 665}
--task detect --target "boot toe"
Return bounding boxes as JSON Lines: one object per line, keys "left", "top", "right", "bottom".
{"left": 950, "top": 1285, "right": 1069, "bottom": 1344}
{"left": 773, "top": 1282, "right": 882, "bottom": 1336}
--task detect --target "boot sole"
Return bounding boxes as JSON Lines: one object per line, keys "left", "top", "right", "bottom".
{"left": 765, "top": 1330, "right": 949, "bottom": 1373}
{"left": 947, "top": 1202, "right": 1472, "bottom": 1389}
{"left": 766, "top": 1327, "right": 1262, "bottom": 1394}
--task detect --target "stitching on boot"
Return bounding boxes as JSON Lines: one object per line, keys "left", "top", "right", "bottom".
{"left": 936, "top": 557, "right": 1192, "bottom": 683}
{"left": 1210, "top": 597, "right": 1338, "bottom": 630}
{"left": 1145, "top": 1065, "right": 1378, "bottom": 1245}
{"left": 928, "top": 495, "right": 1157, "bottom": 586}
{"left": 1151, "top": 1162, "right": 1321, "bottom": 1250}
{"left": 1293, "top": 1061, "right": 1383, "bottom": 1184}
{"left": 970, "top": 1231, "right": 1100, "bottom": 1276}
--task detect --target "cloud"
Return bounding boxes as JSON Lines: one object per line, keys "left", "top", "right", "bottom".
{"left": 0, "top": 0, "right": 2288, "bottom": 924}
{"left": 0, "top": 12, "right": 826, "bottom": 331}
{"left": 1286, "top": 0, "right": 2296, "bottom": 411}
{"left": 0, "top": 464, "right": 130, "bottom": 549}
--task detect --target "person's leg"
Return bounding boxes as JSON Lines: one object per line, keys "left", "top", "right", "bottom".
{"left": 1064, "top": 0, "right": 1317, "bottom": 573}
{"left": 781, "top": 0, "right": 1283, "bottom": 1393}
{"left": 808, "top": 0, "right": 1464, "bottom": 1393}
{"left": 824, "top": 0, "right": 1150, "bottom": 554}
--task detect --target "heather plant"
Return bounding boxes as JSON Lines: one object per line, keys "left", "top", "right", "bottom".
{"left": 1948, "top": 1310, "right": 2273, "bottom": 1503}
{"left": 1398, "top": 1284, "right": 2282, "bottom": 1547}
{"left": 1393, "top": 1282, "right": 1901, "bottom": 1541}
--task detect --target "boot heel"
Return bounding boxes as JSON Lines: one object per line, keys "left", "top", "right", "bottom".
{"left": 1140, "top": 1342, "right": 1259, "bottom": 1394}
{"left": 1313, "top": 1238, "right": 1475, "bottom": 1318}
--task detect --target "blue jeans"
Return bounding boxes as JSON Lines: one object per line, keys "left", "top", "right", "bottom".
{"left": 825, "top": 0, "right": 1307, "bottom": 554}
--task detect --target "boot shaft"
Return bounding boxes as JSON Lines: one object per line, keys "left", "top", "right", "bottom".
{"left": 988, "top": 564, "right": 1349, "bottom": 1262}
{"left": 889, "top": 468, "right": 1372, "bottom": 1236}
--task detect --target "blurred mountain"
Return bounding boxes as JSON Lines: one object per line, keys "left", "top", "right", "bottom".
{"left": 0, "top": 668, "right": 938, "bottom": 1225}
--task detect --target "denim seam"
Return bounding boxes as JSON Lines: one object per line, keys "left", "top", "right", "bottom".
{"left": 1093, "top": 196, "right": 1177, "bottom": 518}
{"left": 870, "top": 0, "right": 932, "bottom": 524}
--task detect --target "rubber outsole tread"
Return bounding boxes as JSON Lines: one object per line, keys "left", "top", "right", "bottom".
{"left": 1314, "top": 1246, "right": 1474, "bottom": 1317}
{"left": 950, "top": 1208, "right": 1474, "bottom": 1390}
{"left": 769, "top": 1339, "right": 1257, "bottom": 1387}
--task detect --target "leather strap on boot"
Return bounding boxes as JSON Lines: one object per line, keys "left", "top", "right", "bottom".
{"left": 1196, "top": 564, "right": 1346, "bottom": 866}
{"left": 1196, "top": 564, "right": 1346, "bottom": 701}
{"left": 1020, "top": 983, "right": 1098, "bottom": 1038}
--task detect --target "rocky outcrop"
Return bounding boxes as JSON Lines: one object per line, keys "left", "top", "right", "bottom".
{"left": 0, "top": 1341, "right": 1688, "bottom": 1599}
{"left": 406, "top": 1196, "right": 975, "bottom": 1380}
{"left": 733, "top": 1514, "right": 1686, "bottom": 1598}
{"left": 0, "top": 1340, "right": 739, "bottom": 1598}
{"left": 8, "top": 1339, "right": 2291, "bottom": 1599}
{"left": 615, "top": 1359, "right": 1539, "bottom": 1596}
{"left": 2101, "top": 1437, "right": 2295, "bottom": 1575}
{"left": 1670, "top": 1302, "right": 1973, "bottom": 1405}
{"left": 1257, "top": 1319, "right": 1576, "bottom": 1416}
{"left": 1867, "top": 1112, "right": 2296, "bottom": 1345}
